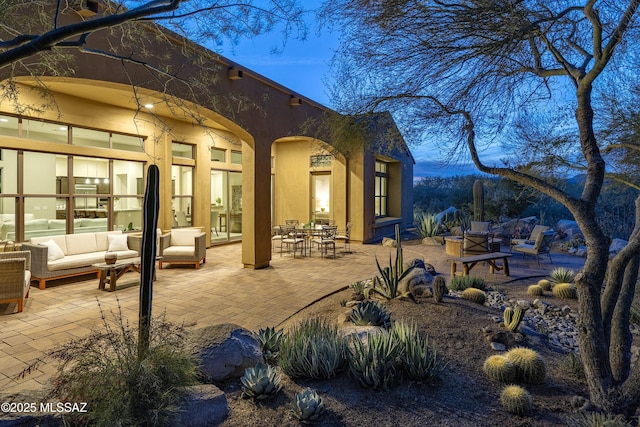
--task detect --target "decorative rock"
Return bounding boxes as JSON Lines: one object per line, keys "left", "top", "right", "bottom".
{"left": 491, "top": 342, "right": 507, "bottom": 351}
{"left": 609, "top": 238, "right": 628, "bottom": 257}
{"left": 561, "top": 306, "right": 572, "bottom": 315}
{"left": 398, "top": 264, "right": 434, "bottom": 296}
{"left": 339, "top": 325, "right": 384, "bottom": 345}
{"left": 177, "top": 384, "right": 229, "bottom": 427}
{"left": 189, "top": 324, "right": 263, "bottom": 382}
{"left": 382, "top": 237, "right": 396, "bottom": 247}
{"left": 421, "top": 237, "right": 442, "bottom": 246}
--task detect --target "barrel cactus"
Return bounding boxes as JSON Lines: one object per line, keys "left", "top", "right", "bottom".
{"left": 350, "top": 301, "right": 392, "bottom": 329}
{"left": 527, "top": 285, "right": 544, "bottom": 297}
{"left": 483, "top": 355, "right": 517, "bottom": 383}
{"left": 503, "top": 306, "right": 525, "bottom": 332}
{"left": 537, "top": 279, "right": 552, "bottom": 291}
{"left": 291, "top": 388, "right": 325, "bottom": 422}
{"left": 240, "top": 363, "right": 282, "bottom": 400}
{"left": 500, "top": 385, "right": 532, "bottom": 416}
{"left": 505, "top": 347, "right": 546, "bottom": 384}
{"left": 461, "top": 287, "right": 486, "bottom": 305}
{"left": 433, "top": 276, "right": 447, "bottom": 303}
{"left": 552, "top": 283, "right": 578, "bottom": 299}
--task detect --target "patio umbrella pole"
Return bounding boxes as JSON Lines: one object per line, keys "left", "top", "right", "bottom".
{"left": 138, "top": 164, "right": 159, "bottom": 360}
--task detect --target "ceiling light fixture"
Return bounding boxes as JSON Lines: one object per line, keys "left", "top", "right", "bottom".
{"left": 144, "top": 103, "right": 154, "bottom": 109}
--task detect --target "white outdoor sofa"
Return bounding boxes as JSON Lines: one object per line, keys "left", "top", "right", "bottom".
{"left": 22, "top": 231, "right": 140, "bottom": 289}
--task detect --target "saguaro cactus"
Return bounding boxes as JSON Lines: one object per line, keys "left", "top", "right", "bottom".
{"left": 473, "top": 179, "right": 485, "bottom": 222}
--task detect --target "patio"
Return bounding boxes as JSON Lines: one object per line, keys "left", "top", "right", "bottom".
{"left": 0, "top": 240, "right": 585, "bottom": 396}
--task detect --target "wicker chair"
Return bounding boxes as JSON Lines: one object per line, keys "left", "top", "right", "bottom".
{"left": 158, "top": 229, "right": 206, "bottom": 269}
{"left": 0, "top": 250, "right": 31, "bottom": 313}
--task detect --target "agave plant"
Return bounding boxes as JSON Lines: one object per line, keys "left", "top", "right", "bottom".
{"left": 549, "top": 267, "right": 576, "bottom": 284}
{"left": 365, "top": 225, "right": 415, "bottom": 300}
{"left": 350, "top": 301, "right": 392, "bottom": 329}
{"left": 348, "top": 330, "right": 402, "bottom": 390}
{"left": 256, "top": 326, "right": 284, "bottom": 362}
{"left": 291, "top": 388, "right": 325, "bottom": 422}
{"left": 240, "top": 363, "right": 282, "bottom": 400}
{"left": 414, "top": 212, "right": 442, "bottom": 238}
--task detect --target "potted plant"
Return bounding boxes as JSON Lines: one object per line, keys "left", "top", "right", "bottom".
{"left": 215, "top": 197, "right": 222, "bottom": 206}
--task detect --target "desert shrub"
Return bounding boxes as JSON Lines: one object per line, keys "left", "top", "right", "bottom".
{"left": 500, "top": 385, "right": 532, "bottom": 416}
{"left": 549, "top": 267, "right": 576, "bottom": 284}
{"left": 291, "top": 388, "right": 325, "bottom": 422}
{"left": 537, "top": 279, "right": 553, "bottom": 291}
{"left": 565, "top": 411, "right": 632, "bottom": 427}
{"left": 47, "top": 307, "right": 197, "bottom": 426}
{"left": 256, "top": 326, "right": 284, "bottom": 363}
{"left": 461, "top": 287, "right": 486, "bottom": 305}
{"left": 240, "top": 362, "right": 282, "bottom": 400}
{"left": 553, "top": 283, "right": 578, "bottom": 299}
{"left": 348, "top": 329, "right": 402, "bottom": 390}
{"left": 391, "top": 320, "right": 444, "bottom": 382}
{"left": 505, "top": 347, "right": 546, "bottom": 384}
{"left": 448, "top": 275, "right": 487, "bottom": 291}
{"left": 350, "top": 300, "right": 392, "bottom": 329}
{"left": 349, "top": 280, "right": 367, "bottom": 300}
{"left": 527, "top": 284, "right": 544, "bottom": 297}
{"left": 561, "top": 352, "right": 585, "bottom": 379}
{"left": 279, "top": 317, "right": 347, "bottom": 379}
{"left": 483, "top": 355, "right": 517, "bottom": 383}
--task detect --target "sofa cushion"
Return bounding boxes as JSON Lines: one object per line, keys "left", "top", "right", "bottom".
{"left": 48, "top": 219, "right": 66, "bottom": 230}
{"left": 95, "top": 231, "right": 122, "bottom": 251}
{"left": 32, "top": 235, "right": 68, "bottom": 254}
{"left": 80, "top": 218, "right": 108, "bottom": 228}
{"left": 41, "top": 239, "right": 65, "bottom": 262}
{"left": 65, "top": 234, "right": 98, "bottom": 255}
{"left": 25, "top": 219, "right": 48, "bottom": 231}
{"left": 108, "top": 234, "right": 129, "bottom": 252}
{"left": 170, "top": 229, "right": 199, "bottom": 246}
{"left": 164, "top": 246, "right": 195, "bottom": 256}
{"left": 46, "top": 250, "right": 138, "bottom": 271}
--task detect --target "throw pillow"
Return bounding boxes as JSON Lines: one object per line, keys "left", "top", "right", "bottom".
{"left": 41, "top": 239, "right": 65, "bottom": 262}
{"left": 107, "top": 234, "right": 129, "bottom": 252}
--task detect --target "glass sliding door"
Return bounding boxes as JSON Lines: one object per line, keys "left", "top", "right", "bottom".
{"left": 210, "top": 169, "right": 242, "bottom": 243}
{"left": 311, "top": 173, "right": 331, "bottom": 223}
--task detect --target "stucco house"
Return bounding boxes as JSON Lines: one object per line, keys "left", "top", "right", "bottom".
{"left": 0, "top": 1, "right": 414, "bottom": 269}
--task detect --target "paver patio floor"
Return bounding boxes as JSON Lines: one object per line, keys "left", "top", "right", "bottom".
{"left": 0, "top": 240, "right": 585, "bottom": 396}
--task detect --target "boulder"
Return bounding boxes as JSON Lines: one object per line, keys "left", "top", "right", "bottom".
{"left": 421, "top": 236, "right": 442, "bottom": 246}
{"left": 381, "top": 237, "right": 396, "bottom": 247}
{"left": 556, "top": 220, "right": 581, "bottom": 239}
{"left": 609, "top": 238, "right": 628, "bottom": 257}
{"left": 176, "top": 384, "right": 229, "bottom": 427}
{"left": 398, "top": 262, "right": 434, "bottom": 296}
{"left": 189, "top": 324, "right": 263, "bottom": 382}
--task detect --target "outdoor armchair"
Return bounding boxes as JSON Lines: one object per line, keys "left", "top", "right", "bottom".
{"left": 512, "top": 231, "right": 556, "bottom": 265}
{"left": 159, "top": 229, "right": 206, "bottom": 269}
{"left": 0, "top": 250, "right": 31, "bottom": 313}
{"left": 463, "top": 233, "right": 490, "bottom": 255}
{"left": 510, "top": 224, "right": 549, "bottom": 247}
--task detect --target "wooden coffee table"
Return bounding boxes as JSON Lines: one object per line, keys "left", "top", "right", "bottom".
{"left": 93, "top": 257, "right": 144, "bottom": 292}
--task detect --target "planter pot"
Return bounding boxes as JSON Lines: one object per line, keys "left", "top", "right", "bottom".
{"left": 104, "top": 252, "right": 118, "bottom": 265}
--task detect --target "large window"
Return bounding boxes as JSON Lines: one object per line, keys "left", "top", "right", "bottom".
{"left": 375, "top": 160, "right": 388, "bottom": 217}
{"left": 172, "top": 165, "right": 193, "bottom": 227}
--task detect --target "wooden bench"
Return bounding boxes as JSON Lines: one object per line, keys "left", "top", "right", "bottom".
{"left": 448, "top": 252, "right": 512, "bottom": 276}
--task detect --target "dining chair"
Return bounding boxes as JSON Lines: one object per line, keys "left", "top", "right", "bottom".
{"left": 312, "top": 225, "right": 337, "bottom": 258}
{"left": 335, "top": 222, "right": 352, "bottom": 254}
{"left": 271, "top": 225, "right": 287, "bottom": 255}
{"left": 176, "top": 211, "right": 190, "bottom": 227}
{"left": 282, "top": 226, "right": 306, "bottom": 257}
{"left": 210, "top": 210, "right": 219, "bottom": 237}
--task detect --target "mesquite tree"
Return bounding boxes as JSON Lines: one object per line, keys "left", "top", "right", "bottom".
{"left": 321, "top": 0, "right": 640, "bottom": 415}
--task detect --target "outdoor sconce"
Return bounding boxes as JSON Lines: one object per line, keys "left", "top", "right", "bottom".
{"left": 290, "top": 96, "right": 302, "bottom": 106}
{"left": 228, "top": 68, "right": 243, "bottom": 80}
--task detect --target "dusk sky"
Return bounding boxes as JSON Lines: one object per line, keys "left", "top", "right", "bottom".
{"left": 217, "top": 9, "right": 488, "bottom": 179}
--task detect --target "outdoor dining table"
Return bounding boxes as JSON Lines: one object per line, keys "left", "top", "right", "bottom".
{"left": 292, "top": 225, "right": 324, "bottom": 256}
